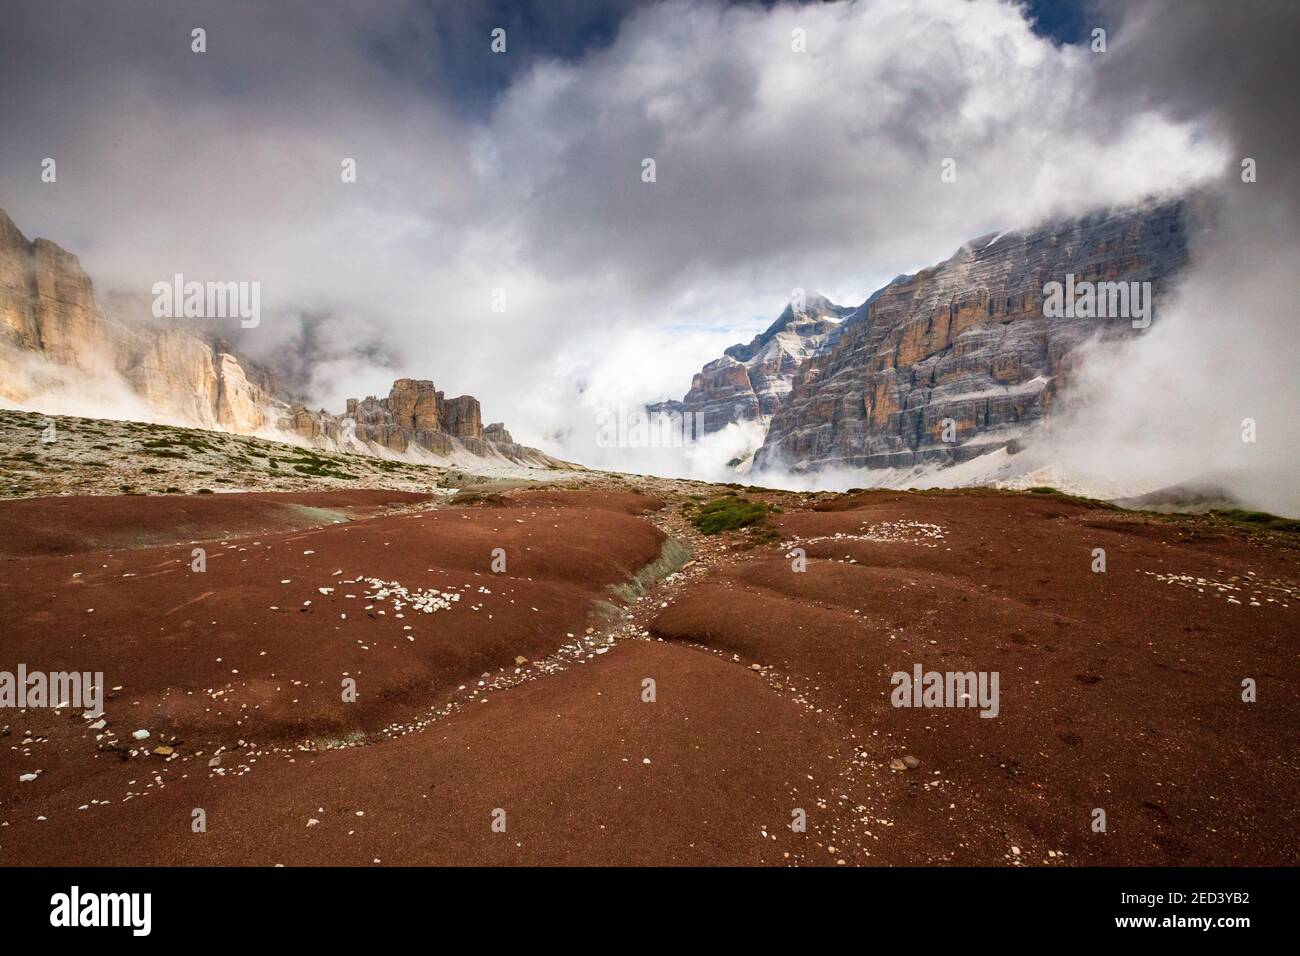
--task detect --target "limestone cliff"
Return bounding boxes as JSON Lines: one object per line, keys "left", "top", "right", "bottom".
{"left": 651, "top": 199, "right": 1197, "bottom": 476}
{"left": 648, "top": 293, "right": 852, "bottom": 431}
{"left": 754, "top": 199, "right": 1196, "bottom": 472}
{"left": 1, "top": 209, "right": 118, "bottom": 381}
{"left": 0, "top": 208, "right": 276, "bottom": 432}
{"left": 0, "top": 208, "right": 557, "bottom": 468}
{"left": 342, "top": 380, "right": 481, "bottom": 455}
{"left": 281, "top": 382, "right": 560, "bottom": 466}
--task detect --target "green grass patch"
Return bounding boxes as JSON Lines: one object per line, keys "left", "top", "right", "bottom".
{"left": 1208, "top": 509, "right": 1300, "bottom": 535}
{"left": 141, "top": 436, "right": 212, "bottom": 454}
{"left": 291, "top": 464, "right": 356, "bottom": 479}
{"left": 965, "top": 486, "right": 1117, "bottom": 510}
{"left": 688, "top": 494, "right": 774, "bottom": 534}
{"left": 283, "top": 456, "right": 355, "bottom": 479}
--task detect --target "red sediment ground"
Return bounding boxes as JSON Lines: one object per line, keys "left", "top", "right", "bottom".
{"left": 0, "top": 489, "right": 435, "bottom": 558}
{"left": 0, "top": 488, "right": 664, "bottom": 742}
{"left": 1, "top": 486, "right": 1296, "bottom": 866}
{"left": 651, "top": 491, "right": 1300, "bottom": 865}
{"left": 0, "top": 488, "right": 666, "bottom": 863}
{"left": 10, "top": 640, "right": 833, "bottom": 866}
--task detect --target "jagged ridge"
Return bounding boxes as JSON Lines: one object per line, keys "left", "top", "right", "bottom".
{"left": 651, "top": 198, "right": 1197, "bottom": 475}
{"left": 648, "top": 292, "right": 852, "bottom": 431}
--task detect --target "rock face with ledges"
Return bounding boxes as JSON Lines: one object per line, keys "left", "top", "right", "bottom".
{"left": 1, "top": 209, "right": 117, "bottom": 380}
{"left": 753, "top": 199, "right": 1196, "bottom": 473}
{"left": 281, "top": 402, "right": 341, "bottom": 443}
{"left": 0, "top": 207, "right": 555, "bottom": 467}
{"left": 340, "top": 380, "right": 484, "bottom": 456}
{"left": 649, "top": 293, "right": 852, "bottom": 432}
{"left": 0, "top": 208, "right": 275, "bottom": 431}
{"left": 484, "top": 423, "right": 513, "bottom": 444}
{"left": 439, "top": 393, "right": 483, "bottom": 440}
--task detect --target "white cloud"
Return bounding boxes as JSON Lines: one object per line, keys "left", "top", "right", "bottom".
{"left": 467, "top": 0, "right": 1226, "bottom": 454}
{"left": 0, "top": 0, "right": 1230, "bottom": 470}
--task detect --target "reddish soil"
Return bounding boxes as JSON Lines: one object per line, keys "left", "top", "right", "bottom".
{"left": 652, "top": 491, "right": 1300, "bottom": 865}
{"left": 1, "top": 486, "right": 1296, "bottom": 866}
{"left": 10, "top": 640, "right": 834, "bottom": 866}
{"left": 0, "top": 489, "right": 435, "bottom": 558}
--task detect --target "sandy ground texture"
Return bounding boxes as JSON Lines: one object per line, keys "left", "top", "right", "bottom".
{"left": 0, "top": 468, "right": 1297, "bottom": 865}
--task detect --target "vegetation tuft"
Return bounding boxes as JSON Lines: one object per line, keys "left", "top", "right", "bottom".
{"left": 604, "top": 538, "right": 693, "bottom": 608}
{"left": 687, "top": 494, "right": 774, "bottom": 535}
{"left": 1208, "top": 509, "right": 1300, "bottom": 535}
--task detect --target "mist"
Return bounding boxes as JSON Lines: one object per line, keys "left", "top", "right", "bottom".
{"left": 1, "top": 0, "right": 1292, "bottom": 512}
{"left": 1032, "top": 0, "right": 1300, "bottom": 515}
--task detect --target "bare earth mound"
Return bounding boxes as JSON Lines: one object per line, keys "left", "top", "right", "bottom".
{"left": 1, "top": 483, "right": 1296, "bottom": 866}
{"left": 652, "top": 490, "right": 1300, "bottom": 865}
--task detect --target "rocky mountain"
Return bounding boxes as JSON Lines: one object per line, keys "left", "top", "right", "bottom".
{"left": 756, "top": 199, "right": 1195, "bottom": 473}
{"left": 648, "top": 293, "right": 852, "bottom": 432}
{"left": 654, "top": 198, "right": 1196, "bottom": 477}
{"left": 281, "top": 379, "right": 556, "bottom": 465}
{"left": 0, "top": 208, "right": 561, "bottom": 469}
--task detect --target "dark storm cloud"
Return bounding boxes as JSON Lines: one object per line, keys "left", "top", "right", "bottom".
{"left": 1040, "top": 0, "right": 1300, "bottom": 513}
{"left": 478, "top": 0, "right": 1220, "bottom": 299}
{"left": 0, "top": 0, "right": 1256, "bottom": 483}
{"left": 1093, "top": 0, "right": 1299, "bottom": 206}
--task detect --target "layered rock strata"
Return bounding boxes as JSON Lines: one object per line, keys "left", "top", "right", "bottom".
{"left": 0, "top": 208, "right": 555, "bottom": 467}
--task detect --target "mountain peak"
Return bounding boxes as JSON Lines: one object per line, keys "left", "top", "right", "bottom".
{"left": 724, "top": 293, "right": 851, "bottom": 364}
